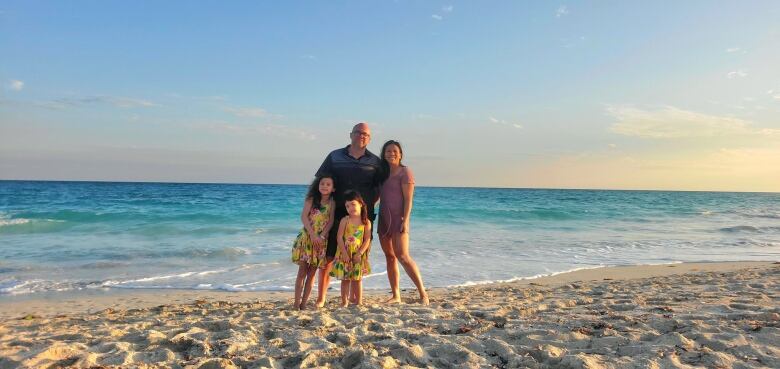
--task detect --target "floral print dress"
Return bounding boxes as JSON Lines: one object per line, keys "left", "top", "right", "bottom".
{"left": 330, "top": 221, "right": 371, "bottom": 280}
{"left": 291, "top": 202, "right": 331, "bottom": 268}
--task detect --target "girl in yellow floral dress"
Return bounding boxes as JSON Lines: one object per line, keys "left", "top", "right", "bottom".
{"left": 291, "top": 174, "right": 335, "bottom": 310}
{"left": 330, "top": 191, "right": 372, "bottom": 307}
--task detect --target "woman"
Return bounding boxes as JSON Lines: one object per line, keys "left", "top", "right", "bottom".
{"left": 378, "top": 140, "right": 429, "bottom": 305}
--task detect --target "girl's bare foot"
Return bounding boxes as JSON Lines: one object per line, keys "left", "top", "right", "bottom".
{"left": 420, "top": 293, "right": 430, "bottom": 306}
{"left": 315, "top": 300, "right": 325, "bottom": 309}
{"left": 299, "top": 303, "right": 308, "bottom": 310}
{"left": 340, "top": 302, "right": 349, "bottom": 308}
{"left": 384, "top": 296, "right": 402, "bottom": 304}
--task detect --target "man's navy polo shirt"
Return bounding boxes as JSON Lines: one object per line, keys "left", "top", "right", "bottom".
{"left": 316, "top": 145, "right": 383, "bottom": 217}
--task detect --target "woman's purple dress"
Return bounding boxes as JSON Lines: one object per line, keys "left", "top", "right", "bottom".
{"left": 378, "top": 167, "right": 415, "bottom": 238}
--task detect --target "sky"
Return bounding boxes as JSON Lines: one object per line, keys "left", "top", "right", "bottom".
{"left": 1, "top": 1, "right": 779, "bottom": 192}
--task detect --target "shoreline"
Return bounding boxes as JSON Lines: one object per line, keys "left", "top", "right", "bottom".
{"left": 0, "top": 261, "right": 773, "bottom": 320}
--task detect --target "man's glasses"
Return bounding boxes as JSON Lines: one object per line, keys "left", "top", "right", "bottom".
{"left": 351, "top": 131, "right": 371, "bottom": 138}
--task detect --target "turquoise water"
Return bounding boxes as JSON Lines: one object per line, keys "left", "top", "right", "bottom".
{"left": 1, "top": 180, "right": 778, "bottom": 296}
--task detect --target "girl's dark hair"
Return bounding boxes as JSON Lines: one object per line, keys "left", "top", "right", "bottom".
{"left": 343, "top": 190, "right": 369, "bottom": 226}
{"left": 380, "top": 140, "right": 404, "bottom": 183}
{"left": 306, "top": 174, "right": 335, "bottom": 210}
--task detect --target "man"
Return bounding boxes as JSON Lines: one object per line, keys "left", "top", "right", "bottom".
{"left": 315, "top": 122, "right": 383, "bottom": 307}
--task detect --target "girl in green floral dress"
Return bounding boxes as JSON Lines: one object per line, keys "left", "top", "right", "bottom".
{"left": 330, "top": 191, "right": 372, "bottom": 307}
{"left": 291, "top": 175, "right": 335, "bottom": 310}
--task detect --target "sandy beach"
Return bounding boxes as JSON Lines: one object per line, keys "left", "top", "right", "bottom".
{"left": 1, "top": 261, "right": 777, "bottom": 368}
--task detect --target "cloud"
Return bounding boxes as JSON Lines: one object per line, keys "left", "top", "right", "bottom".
{"left": 488, "top": 116, "right": 523, "bottom": 129}
{"left": 223, "top": 106, "right": 271, "bottom": 118}
{"left": 773, "top": 94, "right": 780, "bottom": 101}
{"left": 607, "top": 105, "right": 780, "bottom": 139}
{"left": 556, "top": 5, "right": 568, "bottom": 17}
{"left": 725, "top": 47, "right": 741, "bottom": 53}
{"left": 207, "top": 122, "right": 316, "bottom": 141}
{"left": 166, "top": 93, "right": 228, "bottom": 101}
{"left": 8, "top": 80, "right": 24, "bottom": 91}
{"left": 104, "top": 96, "right": 159, "bottom": 108}
{"left": 726, "top": 70, "right": 747, "bottom": 79}
{"left": 301, "top": 54, "right": 317, "bottom": 60}
{"left": 35, "top": 95, "right": 160, "bottom": 109}
{"left": 442, "top": 5, "right": 453, "bottom": 12}
{"left": 431, "top": 14, "right": 443, "bottom": 21}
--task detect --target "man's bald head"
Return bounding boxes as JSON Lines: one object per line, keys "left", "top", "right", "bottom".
{"left": 350, "top": 122, "right": 372, "bottom": 150}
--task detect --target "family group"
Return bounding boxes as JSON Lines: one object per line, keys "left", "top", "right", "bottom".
{"left": 290, "top": 123, "right": 428, "bottom": 309}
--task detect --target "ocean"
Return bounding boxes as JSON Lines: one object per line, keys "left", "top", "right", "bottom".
{"left": 1, "top": 180, "right": 778, "bottom": 297}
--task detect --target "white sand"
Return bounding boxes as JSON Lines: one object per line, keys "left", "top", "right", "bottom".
{"left": 1, "top": 261, "right": 777, "bottom": 368}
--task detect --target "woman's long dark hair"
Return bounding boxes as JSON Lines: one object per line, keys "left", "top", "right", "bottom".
{"left": 306, "top": 173, "right": 335, "bottom": 210}
{"left": 343, "top": 190, "right": 369, "bottom": 226}
{"left": 380, "top": 140, "right": 404, "bottom": 183}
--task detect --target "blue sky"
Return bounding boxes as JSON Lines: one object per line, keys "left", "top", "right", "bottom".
{"left": 2, "top": 1, "right": 779, "bottom": 191}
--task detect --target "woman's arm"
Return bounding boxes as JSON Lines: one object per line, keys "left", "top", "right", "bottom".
{"left": 401, "top": 176, "right": 415, "bottom": 233}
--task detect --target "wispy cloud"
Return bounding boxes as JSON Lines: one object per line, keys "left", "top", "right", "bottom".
{"left": 607, "top": 105, "right": 780, "bottom": 139}
{"left": 105, "top": 96, "right": 159, "bottom": 108}
{"left": 726, "top": 70, "right": 748, "bottom": 79}
{"left": 35, "top": 95, "right": 160, "bottom": 109}
{"left": 166, "top": 93, "right": 228, "bottom": 102}
{"left": 301, "top": 54, "right": 317, "bottom": 61}
{"left": 7, "top": 80, "right": 24, "bottom": 91}
{"left": 488, "top": 116, "right": 523, "bottom": 129}
{"left": 556, "top": 5, "right": 569, "bottom": 18}
{"left": 432, "top": 6, "right": 453, "bottom": 21}
{"left": 207, "top": 122, "right": 316, "bottom": 141}
{"left": 223, "top": 106, "right": 272, "bottom": 118}
{"left": 725, "top": 47, "right": 747, "bottom": 54}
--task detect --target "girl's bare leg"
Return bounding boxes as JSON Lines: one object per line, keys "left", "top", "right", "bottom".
{"left": 393, "top": 232, "right": 428, "bottom": 305}
{"left": 340, "top": 280, "right": 350, "bottom": 307}
{"left": 380, "top": 235, "right": 401, "bottom": 303}
{"left": 300, "top": 267, "right": 317, "bottom": 310}
{"left": 294, "top": 264, "right": 308, "bottom": 309}
{"left": 316, "top": 258, "right": 334, "bottom": 308}
{"left": 353, "top": 280, "right": 363, "bottom": 305}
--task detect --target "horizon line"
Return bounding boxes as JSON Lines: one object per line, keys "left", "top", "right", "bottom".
{"left": 0, "top": 178, "right": 777, "bottom": 194}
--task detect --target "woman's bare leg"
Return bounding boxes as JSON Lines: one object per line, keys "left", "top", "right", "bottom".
{"left": 380, "top": 235, "right": 401, "bottom": 303}
{"left": 393, "top": 232, "right": 428, "bottom": 305}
